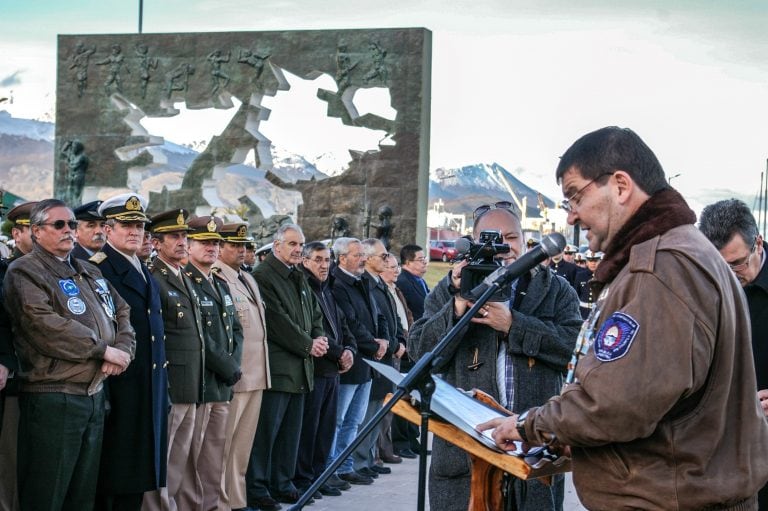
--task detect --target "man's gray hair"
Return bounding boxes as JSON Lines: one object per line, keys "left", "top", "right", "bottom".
{"left": 30, "top": 199, "right": 70, "bottom": 226}
{"left": 332, "top": 237, "right": 361, "bottom": 259}
{"left": 274, "top": 223, "right": 304, "bottom": 243}
{"left": 302, "top": 240, "right": 328, "bottom": 259}
{"left": 699, "top": 199, "right": 759, "bottom": 250}
{"left": 361, "top": 238, "right": 383, "bottom": 257}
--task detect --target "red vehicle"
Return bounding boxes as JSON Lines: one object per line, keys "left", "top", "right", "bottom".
{"left": 429, "top": 240, "right": 458, "bottom": 262}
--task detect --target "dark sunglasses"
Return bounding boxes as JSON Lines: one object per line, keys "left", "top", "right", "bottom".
{"left": 473, "top": 201, "right": 516, "bottom": 221}
{"left": 39, "top": 220, "right": 78, "bottom": 230}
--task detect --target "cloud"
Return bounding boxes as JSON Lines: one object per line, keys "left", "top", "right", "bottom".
{"left": 0, "top": 70, "right": 23, "bottom": 88}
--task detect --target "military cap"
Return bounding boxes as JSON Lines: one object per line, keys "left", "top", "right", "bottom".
{"left": 563, "top": 244, "right": 577, "bottom": 254}
{"left": 585, "top": 250, "right": 602, "bottom": 261}
{"left": 149, "top": 209, "right": 191, "bottom": 234}
{"left": 98, "top": 193, "right": 150, "bottom": 223}
{"left": 220, "top": 223, "right": 253, "bottom": 243}
{"left": 73, "top": 200, "right": 105, "bottom": 221}
{"left": 6, "top": 201, "right": 38, "bottom": 227}
{"left": 187, "top": 215, "right": 223, "bottom": 241}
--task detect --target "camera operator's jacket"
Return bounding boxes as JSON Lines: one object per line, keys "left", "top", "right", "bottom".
{"left": 409, "top": 265, "right": 581, "bottom": 510}
{"left": 525, "top": 225, "right": 768, "bottom": 510}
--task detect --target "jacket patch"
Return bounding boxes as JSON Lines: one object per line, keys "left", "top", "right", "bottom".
{"left": 593, "top": 312, "right": 638, "bottom": 362}
{"left": 67, "top": 296, "right": 87, "bottom": 315}
{"left": 59, "top": 279, "right": 80, "bottom": 296}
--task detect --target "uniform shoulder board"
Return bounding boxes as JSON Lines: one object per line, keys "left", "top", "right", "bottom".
{"left": 89, "top": 252, "right": 107, "bottom": 264}
{"left": 211, "top": 266, "right": 221, "bottom": 275}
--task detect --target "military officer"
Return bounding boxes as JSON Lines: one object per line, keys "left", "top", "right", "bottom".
{"left": 143, "top": 209, "right": 206, "bottom": 511}
{"left": 90, "top": 193, "right": 168, "bottom": 510}
{"left": 213, "top": 223, "right": 270, "bottom": 511}
{"left": 184, "top": 216, "right": 243, "bottom": 511}
{"left": 71, "top": 200, "right": 106, "bottom": 260}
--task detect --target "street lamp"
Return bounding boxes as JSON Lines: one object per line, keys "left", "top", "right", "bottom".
{"left": 668, "top": 173, "right": 681, "bottom": 185}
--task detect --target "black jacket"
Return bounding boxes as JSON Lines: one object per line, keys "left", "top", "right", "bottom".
{"left": 331, "top": 266, "right": 385, "bottom": 384}
{"left": 302, "top": 266, "right": 357, "bottom": 377}
{"left": 745, "top": 242, "right": 768, "bottom": 391}
{"left": 363, "top": 272, "right": 403, "bottom": 399}
{"left": 93, "top": 242, "right": 168, "bottom": 493}
{"left": 396, "top": 269, "right": 428, "bottom": 320}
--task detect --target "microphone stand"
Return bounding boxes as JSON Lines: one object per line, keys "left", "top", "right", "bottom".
{"left": 289, "top": 269, "right": 515, "bottom": 510}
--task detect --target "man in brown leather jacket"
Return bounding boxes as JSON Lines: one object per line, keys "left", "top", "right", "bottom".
{"left": 4, "top": 199, "right": 134, "bottom": 510}
{"left": 480, "top": 127, "right": 768, "bottom": 510}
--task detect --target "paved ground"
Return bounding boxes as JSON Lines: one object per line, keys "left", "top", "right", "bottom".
{"left": 288, "top": 441, "right": 587, "bottom": 511}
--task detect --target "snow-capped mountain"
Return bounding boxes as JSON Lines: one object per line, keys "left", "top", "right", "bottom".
{"left": 430, "top": 162, "right": 555, "bottom": 218}
{"left": 0, "top": 110, "right": 54, "bottom": 142}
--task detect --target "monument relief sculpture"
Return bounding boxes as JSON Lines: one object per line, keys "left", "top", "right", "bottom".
{"left": 96, "top": 44, "right": 129, "bottom": 94}
{"left": 165, "top": 62, "right": 195, "bottom": 98}
{"left": 55, "top": 29, "right": 431, "bottom": 254}
{"left": 135, "top": 43, "right": 158, "bottom": 99}
{"left": 69, "top": 42, "right": 96, "bottom": 98}
{"left": 238, "top": 48, "right": 271, "bottom": 85}
{"left": 61, "top": 139, "right": 89, "bottom": 207}
{"left": 207, "top": 50, "right": 231, "bottom": 95}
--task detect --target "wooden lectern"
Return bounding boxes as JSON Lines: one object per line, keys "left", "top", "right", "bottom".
{"left": 387, "top": 394, "right": 571, "bottom": 511}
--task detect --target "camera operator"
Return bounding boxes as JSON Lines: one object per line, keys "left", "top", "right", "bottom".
{"left": 409, "top": 204, "right": 582, "bottom": 511}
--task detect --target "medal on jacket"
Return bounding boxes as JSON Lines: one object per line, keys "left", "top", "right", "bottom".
{"left": 564, "top": 286, "right": 609, "bottom": 387}
{"left": 94, "top": 278, "right": 116, "bottom": 319}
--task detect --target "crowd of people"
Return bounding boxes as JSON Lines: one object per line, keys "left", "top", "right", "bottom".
{"left": 2, "top": 125, "right": 768, "bottom": 511}
{"left": 0, "top": 194, "right": 432, "bottom": 511}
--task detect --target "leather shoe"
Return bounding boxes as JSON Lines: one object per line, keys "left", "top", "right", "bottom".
{"left": 326, "top": 474, "right": 352, "bottom": 490}
{"left": 338, "top": 471, "right": 374, "bottom": 485}
{"left": 356, "top": 467, "right": 379, "bottom": 478}
{"left": 319, "top": 483, "right": 342, "bottom": 496}
{"left": 381, "top": 453, "right": 402, "bottom": 464}
{"left": 397, "top": 448, "right": 418, "bottom": 459}
{"left": 247, "top": 496, "right": 282, "bottom": 511}
{"left": 370, "top": 464, "right": 391, "bottom": 474}
{"left": 296, "top": 487, "right": 322, "bottom": 500}
{"left": 274, "top": 489, "right": 313, "bottom": 505}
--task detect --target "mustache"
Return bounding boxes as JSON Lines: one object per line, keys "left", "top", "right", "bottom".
{"left": 92, "top": 234, "right": 106, "bottom": 241}
{"left": 60, "top": 235, "right": 75, "bottom": 242}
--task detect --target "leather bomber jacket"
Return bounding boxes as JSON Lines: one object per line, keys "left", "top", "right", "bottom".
{"left": 3, "top": 244, "right": 135, "bottom": 395}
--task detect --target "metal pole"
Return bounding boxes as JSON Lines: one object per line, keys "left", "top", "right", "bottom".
{"left": 138, "top": 0, "right": 143, "bottom": 34}
{"left": 758, "top": 171, "right": 764, "bottom": 231}
{"left": 764, "top": 163, "right": 767, "bottom": 235}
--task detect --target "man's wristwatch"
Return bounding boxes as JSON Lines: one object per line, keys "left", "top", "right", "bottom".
{"left": 516, "top": 410, "right": 529, "bottom": 442}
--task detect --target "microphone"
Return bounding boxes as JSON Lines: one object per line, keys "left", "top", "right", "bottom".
{"left": 454, "top": 237, "right": 472, "bottom": 259}
{"left": 466, "top": 233, "right": 566, "bottom": 301}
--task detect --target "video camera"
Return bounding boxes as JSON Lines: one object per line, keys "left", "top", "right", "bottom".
{"left": 455, "top": 230, "right": 513, "bottom": 302}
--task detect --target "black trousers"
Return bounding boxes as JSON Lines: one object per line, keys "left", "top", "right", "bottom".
{"left": 18, "top": 390, "right": 105, "bottom": 511}
{"left": 245, "top": 390, "right": 304, "bottom": 500}
{"left": 293, "top": 374, "right": 339, "bottom": 488}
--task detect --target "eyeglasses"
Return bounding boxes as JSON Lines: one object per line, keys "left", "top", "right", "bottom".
{"left": 473, "top": 201, "right": 516, "bottom": 221}
{"left": 560, "top": 173, "right": 614, "bottom": 213}
{"left": 38, "top": 219, "right": 78, "bottom": 230}
{"left": 374, "top": 253, "right": 389, "bottom": 261}
{"left": 413, "top": 257, "right": 427, "bottom": 263}
{"left": 728, "top": 237, "right": 758, "bottom": 272}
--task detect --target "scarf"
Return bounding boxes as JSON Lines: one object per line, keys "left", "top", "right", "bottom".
{"left": 592, "top": 188, "right": 696, "bottom": 293}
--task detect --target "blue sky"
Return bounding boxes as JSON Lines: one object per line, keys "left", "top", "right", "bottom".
{"left": 2, "top": 0, "right": 768, "bottom": 211}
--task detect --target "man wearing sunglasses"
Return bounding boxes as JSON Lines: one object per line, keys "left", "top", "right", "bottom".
{"left": 410, "top": 201, "right": 582, "bottom": 510}
{"left": 699, "top": 198, "right": 768, "bottom": 509}
{"left": 3, "top": 199, "right": 135, "bottom": 510}
{"left": 478, "top": 127, "right": 768, "bottom": 510}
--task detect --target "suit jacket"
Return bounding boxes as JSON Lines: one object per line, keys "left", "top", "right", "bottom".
{"left": 331, "top": 266, "right": 386, "bottom": 385}
{"left": 92, "top": 242, "right": 168, "bottom": 493}
{"left": 185, "top": 264, "right": 243, "bottom": 402}
{"left": 151, "top": 258, "right": 206, "bottom": 404}
{"left": 363, "top": 272, "right": 402, "bottom": 399}
{"left": 302, "top": 266, "right": 358, "bottom": 378}
{"left": 212, "top": 260, "right": 270, "bottom": 392}
{"left": 396, "top": 268, "right": 428, "bottom": 320}
{"left": 253, "top": 253, "right": 324, "bottom": 393}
